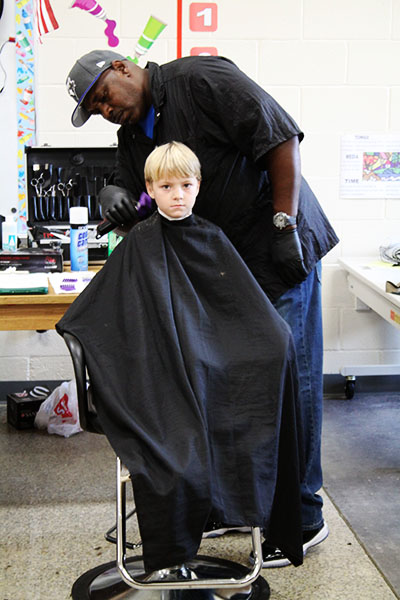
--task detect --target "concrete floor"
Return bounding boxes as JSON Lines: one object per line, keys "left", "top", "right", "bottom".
{"left": 322, "top": 392, "right": 400, "bottom": 597}
{"left": 0, "top": 404, "right": 398, "bottom": 600}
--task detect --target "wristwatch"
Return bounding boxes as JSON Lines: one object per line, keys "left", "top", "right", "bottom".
{"left": 272, "top": 211, "right": 297, "bottom": 230}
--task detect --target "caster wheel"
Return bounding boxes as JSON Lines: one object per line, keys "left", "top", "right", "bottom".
{"left": 345, "top": 378, "right": 355, "bottom": 399}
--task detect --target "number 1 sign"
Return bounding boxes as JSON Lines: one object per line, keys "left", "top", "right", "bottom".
{"left": 189, "top": 3, "right": 218, "bottom": 32}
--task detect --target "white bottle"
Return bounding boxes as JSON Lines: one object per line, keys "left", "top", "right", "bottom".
{"left": 69, "top": 206, "right": 88, "bottom": 271}
{"left": 2, "top": 215, "right": 18, "bottom": 251}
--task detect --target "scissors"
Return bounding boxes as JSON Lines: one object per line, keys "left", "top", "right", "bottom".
{"left": 30, "top": 173, "right": 45, "bottom": 197}
{"left": 57, "top": 179, "right": 74, "bottom": 197}
{"left": 43, "top": 184, "right": 56, "bottom": 197}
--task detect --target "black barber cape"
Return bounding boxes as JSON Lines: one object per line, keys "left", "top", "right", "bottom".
{"left": 56, "top": 213, "right": 304, "bottom": 571}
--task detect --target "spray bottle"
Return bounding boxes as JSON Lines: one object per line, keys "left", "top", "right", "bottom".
{"left": 69, "top": 206, "right": 88, "bottom": 271}
{"left": 2, "top": 215, "right": 18, "bottom": 251}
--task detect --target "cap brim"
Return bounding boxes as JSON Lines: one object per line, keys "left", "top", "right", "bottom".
{"left": 71, "top": 104, "right": 91, "bottom": 128}
{"left": 70, "top": 69, "right": 109, "bottom": 128}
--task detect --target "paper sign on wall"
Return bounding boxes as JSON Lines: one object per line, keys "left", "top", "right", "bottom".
{"left": 340, "top": 134, "right": 400, "bottom": 199}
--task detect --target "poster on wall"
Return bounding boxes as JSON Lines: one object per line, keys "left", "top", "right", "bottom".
{"left": 340, "top": 134, "right": 400, "bottom": 199}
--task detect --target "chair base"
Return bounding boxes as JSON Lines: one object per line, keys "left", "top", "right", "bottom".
{"left": 71, "top": 555, "right": 270, "bottom": 600}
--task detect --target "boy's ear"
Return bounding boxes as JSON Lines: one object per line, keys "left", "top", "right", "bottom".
{"left": 145, "top": 181, "right": 154, "bottom": 198}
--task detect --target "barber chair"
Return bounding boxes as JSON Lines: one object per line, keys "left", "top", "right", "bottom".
{"left": 63, "top": 332, "right": 270, "bottom": 600}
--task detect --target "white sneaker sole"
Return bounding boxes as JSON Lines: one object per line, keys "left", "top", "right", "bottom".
{"left": 303, "top": 521, "right": 329, "bottom": 554}
{"left": 202, "top": 526, "right": 251, "bottom": 539}
{"left": 261, "top": 522, "right": 329, "bottom": 568}
{"left": 262, "top": 555, "right": 292, "bottom": 568}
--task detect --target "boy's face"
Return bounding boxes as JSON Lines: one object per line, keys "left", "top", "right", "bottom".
{"left": 146, "top": 175, "right": 200, "bottom": 219}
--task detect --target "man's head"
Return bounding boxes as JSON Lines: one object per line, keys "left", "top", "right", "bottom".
{"left": 145, "top": 142, "right": 201, "bottom": 220}
{"left": 66, "top": 49, "right": 150, "bottom": 127}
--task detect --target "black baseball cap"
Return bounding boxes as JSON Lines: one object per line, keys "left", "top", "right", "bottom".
{"left": 66, "top": 49, "right": 126, "bottom": 127}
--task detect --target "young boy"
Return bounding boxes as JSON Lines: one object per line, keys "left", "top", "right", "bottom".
{"left": 144, "top": 141, "right": 200, "bottom": 221}
{"left": 57, "top": 142, "right": 304, "bottom": 575}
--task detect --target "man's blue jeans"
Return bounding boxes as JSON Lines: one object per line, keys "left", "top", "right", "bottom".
{"left": 274, "top": 263, "right": 324, "bottom": 531}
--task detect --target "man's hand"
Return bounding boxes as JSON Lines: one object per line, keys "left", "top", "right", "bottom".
{"left": 99, "top": 185, "right": 138, "bottom": 226}
{"left": 272, "top": 227, "right": 308, "bottom": 287}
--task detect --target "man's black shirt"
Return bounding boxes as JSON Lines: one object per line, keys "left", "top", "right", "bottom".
{"left": 114, "top": 55, "right": 338, "bottom": 301}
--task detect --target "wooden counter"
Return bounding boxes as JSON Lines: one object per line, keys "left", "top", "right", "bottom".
{"left": 0, "top": 266, "right": 102, "bottom": 331}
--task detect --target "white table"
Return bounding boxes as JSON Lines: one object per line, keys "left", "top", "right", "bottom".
{"left": 338, "top": 257, "right": 400, "bottom": 397}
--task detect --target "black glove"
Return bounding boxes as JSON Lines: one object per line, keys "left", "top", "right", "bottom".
{"left": 99, "top": 185, "right": 138, "bottom": 226}
{"left": 272, "top": 227, "right": 308, "bottom": 287}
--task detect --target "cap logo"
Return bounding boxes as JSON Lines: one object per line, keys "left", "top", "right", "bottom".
{"left": 96, "top": 60, "right": 106, "bottom": 68}
{"left": 66, "top": 76, "right": 78, "bottom": 101}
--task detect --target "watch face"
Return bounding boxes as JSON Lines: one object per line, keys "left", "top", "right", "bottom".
{"left": 273, "top": 212, "right": 296, "bottom": 229}
{"left": 273, "top": 213, "right": 287, "bottom": 228}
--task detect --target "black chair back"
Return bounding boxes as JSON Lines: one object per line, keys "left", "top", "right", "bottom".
{"left": 63, "top": 332, "right": 103, "bottom": 434}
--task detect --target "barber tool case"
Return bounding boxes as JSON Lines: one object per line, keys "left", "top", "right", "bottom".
{"left": 7, "top": 386, "right": 51, "bottom": 429}
{"left": 25, "top": 146, "right": 118, "bottom": 262}
{"left": 0, "top": 247, "right": 63, "bottom": 272}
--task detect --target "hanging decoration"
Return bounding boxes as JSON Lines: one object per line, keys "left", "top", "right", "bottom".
{"left": 34, "top": 0, "right": 59, "bottom": 42}
{"left": 127, "top": 15, "right": 166, "bottom": 64}
{"left": 70, "top": 0, "right": 119, "bottom": 47}
{"left": 15, "top": 0, "right": 36, "bottom": 233}
{"left": 14, "top": 0, "right": 59, "bottom": 233}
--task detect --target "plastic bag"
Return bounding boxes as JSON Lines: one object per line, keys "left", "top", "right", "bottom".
{"left": 34, "top": 380, "right": 83, "bottom": 438}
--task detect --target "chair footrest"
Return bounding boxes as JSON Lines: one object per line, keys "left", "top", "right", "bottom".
{"left": 72, "top": 556, "right": 270, "bottom": 600}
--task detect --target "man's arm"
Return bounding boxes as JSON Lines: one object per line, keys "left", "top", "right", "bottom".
{"left": 263, "top": 136, "right": 301, "bottom": 217}
{"left": 261, "top": 136, "right": 308, "bottom": 287}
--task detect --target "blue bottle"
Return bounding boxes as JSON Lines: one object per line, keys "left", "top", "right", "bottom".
{"left": 69, "top": 207, "right": 88, "bottom": 271}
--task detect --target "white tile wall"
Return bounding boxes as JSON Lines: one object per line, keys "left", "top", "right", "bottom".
{"left": 322, "top": 308, "right": 341, "bottom": 351}
{"left": 304, "top": 177, "right": 340, "bottom": 221}
{"left": 1, "top": 0, "right": 399, "bottom": 382}
{"left": 340, "top": 220, "right": 400, "bottom": 257}
{"left": 0, "top": 357, "right": 30, "bottom": 381}
{"left": 0, "top": 331, "right": 73, "bottom": 381}
{"left": 341, "top": 307, "right": 400, "bottom": 350}
{"left": 259, "top": 41, "right": 347, "bottom": 86}
{"left": 300, "top": 132, "right": 342, "bottom": 179}
{"left": 386, "top": 200, "right": 400, "bottom": 220}
{"left": 347, "top": 42, "right": 400, "bottom": 85}
{"left": 303, "top": 0, "right": 392, "bottom": 40}
{"left": 184, "top": 0, "right": 303, "bottom": 40}
{"left": 393, "top": 0, "right": 400, "bottom": 38}
{"left": 323, "top": 350, "right": 383, "bottom": 375}
{"left": 321, "top": 265, "right": 353, "bottom": 309}
{"left": 183, "top": 40, "right": 260, "bottom": 81}
{"left": 120, "top": 2, "right": 175, "bottom": 40}
{"left": 301, "top": 87, "right": 389, "bottom": 133}
{"left": 389, "top": 88, "right": 400, "bottom": 129}
{"left": 29, "top": 355, "right": 73, "bottom": 380}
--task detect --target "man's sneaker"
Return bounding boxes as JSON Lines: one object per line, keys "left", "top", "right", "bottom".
{"left": 202, "top": 522, "right": 251, "bottom": 539}
{"left": 251, "top": 521, "right": 329, "bottom": 568}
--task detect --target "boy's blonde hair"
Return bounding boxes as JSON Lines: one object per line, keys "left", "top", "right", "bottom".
{"left": 144, "top": 141, "right": 201, "bottom": 183}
